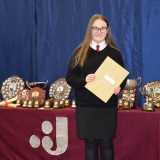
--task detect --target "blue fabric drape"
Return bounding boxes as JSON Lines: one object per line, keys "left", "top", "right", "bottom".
{"left": 0, "top": 0, "right": 160, "bottom": 104}
{"left": 0, "top": 0, "right": 36, "bottom": 82}
{"left": 142, "top": 0, "right": 160, "bottom": 82}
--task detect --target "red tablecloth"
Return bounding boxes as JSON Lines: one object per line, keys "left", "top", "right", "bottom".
{"left": 0, "top": 106, "right": 159, "bottom": 160}
{"left": 115, "top": 108, "right": 160, "bottom": 160}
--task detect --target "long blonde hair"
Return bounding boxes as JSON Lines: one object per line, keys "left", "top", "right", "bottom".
{"left": 71, "top": 14, "right": 119, "bottom": 68}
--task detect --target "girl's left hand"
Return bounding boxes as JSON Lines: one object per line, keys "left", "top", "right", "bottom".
{"left": 114, "top": 86, "right": 121, "bottom": 95}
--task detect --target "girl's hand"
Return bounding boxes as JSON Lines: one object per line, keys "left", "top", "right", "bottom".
{"left": 86, "top": 74, "right": 96, "bottom": 82}
{"left": 114, "top": 86, "right": 121, "bottom": 95}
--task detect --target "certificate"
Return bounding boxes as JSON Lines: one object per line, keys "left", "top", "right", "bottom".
{"left": 85, "top": 57, "right": 129, "bottom": 103}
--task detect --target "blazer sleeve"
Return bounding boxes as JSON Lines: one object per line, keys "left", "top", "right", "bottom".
{"left": 66, "top": 57, "right": 86, "bottom": 88}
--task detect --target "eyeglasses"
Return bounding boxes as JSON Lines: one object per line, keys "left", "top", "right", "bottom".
{"left": 91, "top": 26, "right": 107, "bottom": 33}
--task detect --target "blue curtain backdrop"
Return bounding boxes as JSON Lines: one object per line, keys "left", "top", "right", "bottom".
{"left": 0, "top": 0, "right": 160, "bottom": 105}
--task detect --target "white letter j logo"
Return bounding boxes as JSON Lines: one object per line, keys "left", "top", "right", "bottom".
{"left": 29, "top": 117, "right": 68, "bottom": 155}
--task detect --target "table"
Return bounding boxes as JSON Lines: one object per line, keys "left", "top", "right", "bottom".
{"left": 115, "top": 108, "right": 160, "bottom": 160}
{"left": 0, "top": 106, "right": 159, "bottom": 160}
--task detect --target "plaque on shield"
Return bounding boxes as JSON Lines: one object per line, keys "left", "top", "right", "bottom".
{"left": 18, "top": 89, "right": 29, "bottom": 104}
{"left": 49, "top": 78, "right": 72, "bottom": 100}
{"left": 28, "top": 87, "right": 46, "bottom": 105}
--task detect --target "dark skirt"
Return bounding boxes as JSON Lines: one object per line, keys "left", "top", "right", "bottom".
{"left": 76, "top": 106, "right": 118, "bottom": 139}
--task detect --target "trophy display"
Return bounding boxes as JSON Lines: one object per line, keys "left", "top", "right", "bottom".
{"left": 23, "top": 100, "right": 28, "bottom": 107}
{"left": 71, "top": 99, "right": 76, "bottom": 108}
{"left": 123, "top": 100, "right": 130, "bottom": 109}
{"left": 59, "top": 100, "right": 65, "bottom": 108}
{"left": 142, "top": 101, "right": 154, "bottom": 111}
{"left": 117, "top": 99, "right": 123, "bottom": 109}
{"left": 118, "top": 77, "right": 141, "bottom": 109}
{"left": 1, "top": 75, "right": 25, "bottom": 100}
{"left": 34, "top": 100, "right": 40, "bottom": 108}
{"left": 44, "top": 99, "right": 53, "bottom": 109}
{"left": 27, "top": 100, "right": 33, "bottom": 108}
{"left": 25, "top": 80, "right": 48, "bottom": 107}
{"left": 16, "top": 99, "right": 22, "bottom": 107}
{"left": 140, "top": 80, "right": 160, "bottom": 111}
{"left": 49, "top": 78, "right": 72, "bottom": 100}
{"left": 49, "top": 78, "right": 72, "bottom": 108}
{"left": 118, "top": 99, "right": 131, "bottom": 110}
{"left": 0, "top": 90, "right": 2, "bottom": 101}
{"left": 26, "top": 80, "right": 48, "bottom": 89}
{"left": 53, "top": 100, "right": 59, "bottom": 109}
{"left": 27, "top": 87, "right": 46, "bottom": 106}
{"left": 64, "top": 99, "right": 70, "bottom": 107}
{"left": 16, "top": 80, "right": 48, "bottom": 107}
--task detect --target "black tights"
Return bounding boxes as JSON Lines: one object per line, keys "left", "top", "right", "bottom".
{"left": 85, "top": 138, "right": 114, "bottom": 160}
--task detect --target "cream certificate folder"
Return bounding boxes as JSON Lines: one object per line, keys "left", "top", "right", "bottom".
{"left": 85, "top": 56, "right": 129, "bottom": 103}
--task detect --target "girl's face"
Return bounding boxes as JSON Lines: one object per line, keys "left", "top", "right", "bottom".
{"left": 91, "top": 19, "right": 108, "bottom": 44}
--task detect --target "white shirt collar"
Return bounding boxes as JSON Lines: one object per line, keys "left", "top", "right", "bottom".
{"left": 90, "top": 40, "right": 107, "bottom": 51}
